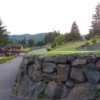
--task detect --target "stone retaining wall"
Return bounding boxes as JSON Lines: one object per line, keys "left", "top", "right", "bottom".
{"left": 15, "top": 54, "right": 100, "bottom": 100}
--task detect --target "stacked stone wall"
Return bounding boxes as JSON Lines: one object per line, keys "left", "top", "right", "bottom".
{"left": 15, "top": 54, "right": 100, "bottom": 100}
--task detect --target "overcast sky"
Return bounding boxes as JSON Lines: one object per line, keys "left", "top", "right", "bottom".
{"left": 0, "top": 0, "right": 100, "bottom": 35}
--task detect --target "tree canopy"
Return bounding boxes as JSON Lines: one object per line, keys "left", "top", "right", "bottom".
{"left": 0, "top": 18, "right": 9, "bottom": 47}
{"left": 89, "top": 3, "right": 100, "bottom": 37}
{"left": 70, "top": 21, "right": 81, "bottom": 41}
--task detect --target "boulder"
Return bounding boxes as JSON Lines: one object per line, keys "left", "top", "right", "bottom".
{"left": 86, "top": 57, "right": 96, "bottom": 63}
{"left": 35, "top": 55, "right": 45, "bottom": 64}
{"left": 17, "top": 75, "right": 33, "bottom": 97}
{"left": 33, "top": 63, "right": 41, "bottom": 71}
{"left": 70, "top": 67, "right": 85, "bottom": 82}
{"left": 43, "top": 63, "right": 56, "bottom": 73}
{"left": 66, "top": 83, "right": 95, "bottom": 100}
{"left": 45, "top": 81, "right": 57, "bottom": 98}
{"left": 76, "top": 54, "right": 85, "bottom": 59}
{"left": 42, "top": 73, "right": 58, "bottom": 82}
{"left": 28, "top": 64, "right": 34, "bottom": 78}
{"left": 96, "top": 58, "right": 100, "bottom": 70}
{"left": 45, "top": 81, "right": 68, "bottom": 99}
{"left": 28, "top": 81, "right": 47, "bottom": 98}
{"left": 57, "top": 64, "right": 70, "bottom": 82}
{"left": 52, "top": 83, "right": 68, "bottom": 99}
{"left": 44, "top": 56, "right": 54, "bottom": 62}
{"left": 67, "top": 55, "right": 76, "bottom": 62}
{"left": 55, "top": 54, "right": 67, "bottom": 63}
{"left": 32, "top": 71, "right": 42, "bottom": 81}
{"left": 82, "top": 63, "right": 100, "bottom": 84}
{"left": 71, "top": 58, "right": 86, "bottom": 67}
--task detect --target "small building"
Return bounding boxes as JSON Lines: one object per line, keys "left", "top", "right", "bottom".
{"left": 0, "top": 44, "right": 25, "bottom": 56}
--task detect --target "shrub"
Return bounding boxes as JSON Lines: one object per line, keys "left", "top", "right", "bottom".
{"left": 81, "top": 42, "right": 90, "bottom": 47}
{"left": 11, "top": 88, "right": 17, "bottom": 96}
{"left": 47, "top": 48, "right": 51, "bottom": 51}
{"left": 85, "top": 42, "right": 90, "bottom": 46}
{"left": 51, "top": 43, "right": 57, "bottom": 48}
{"left": 91, "top": 38, "right": 97, "bottom": 44}
{"left": 95, "top": 87, "right": 100, "bottom": 98}
{"left": 37, "top": 91, "right": 48, "bottom": 98}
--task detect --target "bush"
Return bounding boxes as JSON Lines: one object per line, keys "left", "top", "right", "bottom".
{"left": 51, "top": 43, "right": 56, "bottom": 48}
{"left": 81, "top": 42, "right": 90, "bottom": 47}
{"left": 47, "top": 48, "right": 51, "bottom": 51}
{"left": 85, "top": 42, "right": 90, "bottom": 46}
{"left": 37, "top": 91, "right": 48, "bottom": 98}
{"left": 92, "top": 38, "right": 97, "bottom": 44}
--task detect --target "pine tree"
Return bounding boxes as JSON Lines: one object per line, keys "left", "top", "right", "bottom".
{"left": 70, "top": 21, "right": 81, "bottom": 41}
{"left": 0, "top": 18, "right": 8, "bottom": 47}
{"left": 90, "top": 3, "right": 100, "bottom": 37}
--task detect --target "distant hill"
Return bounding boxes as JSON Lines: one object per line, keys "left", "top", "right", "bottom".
{"left": 8, "top": 33, "right": 46, "bottom": 41}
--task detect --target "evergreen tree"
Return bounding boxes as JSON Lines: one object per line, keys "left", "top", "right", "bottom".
{"left": 44, "top": 30, "right": 60, "bottom": 44}
{"left": 90, "top": 3, "right": 100, "bottom": 37}
{"left": 28, "top": 39, "right": 34, "bottom": 47}
{"left": 0, "top": 18, "right": 9, "bottom": 47}
{"left": 70, "top": 21, "right": 81, "bottom": 41}
{"left": 20, "top": 36, "right": 26, "bottom": 47}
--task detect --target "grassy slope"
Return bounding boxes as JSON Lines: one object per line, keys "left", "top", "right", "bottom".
{"left": 28, "top": 40, "right": 100, "bottom": 56}
{"left": 52, "top": 41, "right": 85, "bottom": 51}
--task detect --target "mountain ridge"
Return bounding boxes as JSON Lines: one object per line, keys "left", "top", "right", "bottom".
{"left": 8, "top": 33, "right": 46, "bottom": 41}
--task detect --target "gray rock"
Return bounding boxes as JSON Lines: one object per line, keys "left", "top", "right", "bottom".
{"left": 32, "top": 71, "right": 42, "bottom": 81}
{"left": 52, "top": 83, "right": 68, "bottom": 99}
{"left": 44, "top": 56, "right": 54, "bottom": 62}
{"left": 96, "top": 58, "right": 100, "bottom": 70}
{"left": 17, "top": 75, "right": 33, "bottom": 97}
{"left": 71, "top": 58, "right": 87, "bottom": 67}
{"left": 66, "top": 83, "right": 95, "bottom": 100}
{"left": 36, "top": 55, "right": 45, "bottom": 63}
{"left": 86, "top": 57, "right": 96, "bottom": 63}
{"left": 28, "top": 81, "right": 47, "bottom": 98}
{"left": 42, "top": 73, "right": 58, "bottom": 82}
{"left": 82, "top": 63, "right": 100, "bottom": 84}
{"left": 83, "top": 97, "right": 96, "bottom": 100}
{"left": 45, "top": 81, "right": 68, "bottom": 99}
{"left": 45, "top": 81, "right": 57, "bottom": 98}
{"left": 55, "top": 54, "right": 67, "bottom": 63}
{"left": 70, "top": 67, "right": 85, "bottom": 82}
{"left": 57, "top": 64, "right": 70, "bottom": 82}
{"left": 28, "top": 64, "right": 34, "bottom": 78}
{"left": 67, "top": 55, "right": 76, "bottom": 62}
{"left": 43, "top": 63, "right": 56, "bottom": 73}
{"left": 76, "top": 54, "right": 85, "bottom": 59}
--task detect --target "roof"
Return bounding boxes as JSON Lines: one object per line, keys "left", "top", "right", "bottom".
{"left": 6, "top": 44, "right": 23, "bottom": 48}
{"left": 0, "top": 44, "right": 23, "bottom": 51}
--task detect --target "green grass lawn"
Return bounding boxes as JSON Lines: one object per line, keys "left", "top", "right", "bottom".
{"left": 0, "top": 56, "right": 15, "bottom": 64}
{"left": 28, "top": 50, "right": 100, "bottom": 56}
{"left": 24, "top": 47, "right": 31, "bottom": 52}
